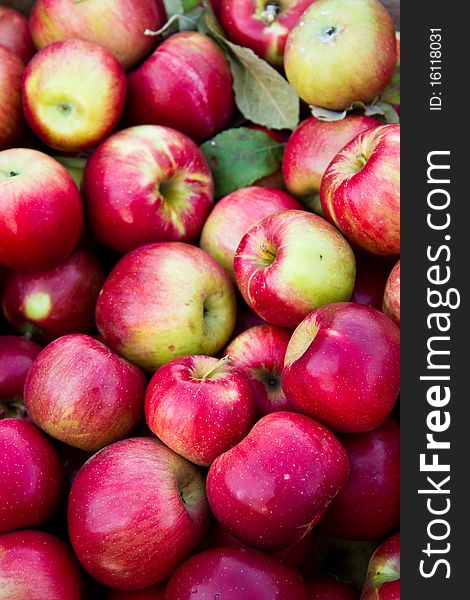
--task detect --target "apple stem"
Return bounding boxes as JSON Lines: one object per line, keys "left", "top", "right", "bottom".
{"left": 201, "top": 355, "right": 231, "bottom": 380}
{"left": 144, "top": 15, "right": 180, "bottom": 37}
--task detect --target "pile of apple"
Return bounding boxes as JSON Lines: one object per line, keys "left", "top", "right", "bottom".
{"left": 0, "top": 0, "right": 400, "bottom": 598}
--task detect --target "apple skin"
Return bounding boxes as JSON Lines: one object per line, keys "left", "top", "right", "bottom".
{"left": 283, "top": 303, "right": 400, "bottom": 433}
{"left": 224, "top": 324, "right": 292, "bottom": 416}
{"left": 24, "top": 334, "right": 146, "bottom": 451}
{"left": 320, "top": 124, "right": 400, "bottom": 256}
{"left": 106, "top": 584, "right": 166, "bottom": 600}
{"left": 145, "top": 354, "right": 256, "bottom": 466}
{"left": 318, "top": 418, "right": 400, "bottom": 540}
{"left": 234, "top": 210, "right": 356, "bottom": 328}
{"left": 308, "top": 576, "right": 359, "bottom": 599}
{"left": 68, "top": 437, "right": 211, "bottom": 589}
{"left": 0, "top": 530, "right": 83, "bottom": 599}
{"left": 164, "top": 546, "right": 309, "bottom": 600}
{"left": 2, "top": 247, "right": 105, "bottom": 343}
{"left": 96, "top": 242, "right": 237, "bottom": 371}
{"left": 0, "top": 335, "right": 41, "bottom": 400}
{"left": 0, "top": 419, "right": 63, "bottom": 534}
{"left": 282, "top": 115, "right": 380, "bottom": 212}
{"left": 200, "top": 186, "right": 302, "bottom": 279}
{"left": 360, "top": 533, "right": 400, "bottom": 600}
{"left": 284, "top": 0, "right": 397, "bottom": 110}
{"left": 220, "top": 0, "right": 316, "bottom": 68}
{"left": 125, "top": 32, "right": 235, "bottom": 143}
{"left": 82, "top": 125, "right": 214, "bottom": 254}
{"left": 0, "top": 6, "right": 35, "bottom": 63}
{"left": 0, "top": 46, "right": 24, "bottom": 150}
{"left": 350, "top": 254, "right": 391, "bottom": 310}
{"left": 207, "top": 411, "right": 350, "bottom": 550}
{"left": 23, "top": 39, "right": 126, "bottom": 152}
{"left": 382, "top": 260, "right": 400, "bottom": 326}
{"left": 29, "top": 0, "right": 166, "bottom": 71}
{"left": 0, "top": 148, "right": 84, "bottom": 272}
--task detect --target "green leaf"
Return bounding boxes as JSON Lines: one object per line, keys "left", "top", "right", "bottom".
{"left": 201, "top": 127, "right": 285, "bottom": 198}
{"left": 163, "top": 0, "right": 184, "bottom": 18}
{"left": 374, "top": 102, "right": 400, "bottom": 124}
{"left": 182, "top": 0, "right": 201, "bottom": 11}
{"left": 199, "top": 8, "right": 300, "bottom": 131}
{"left": 381, "top": 64, "right": 400, "bottom": 106}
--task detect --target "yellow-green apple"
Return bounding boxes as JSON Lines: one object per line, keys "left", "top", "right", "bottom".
{"left": 0, "top": 46, "right": 24, "bottom": 150}
{"left": 68, "top": 437, "right": 210, "bottom": 589}
{"left": 0, "top": 336, "right": 41, "bottom": 419}
{"left": 350, "top": 253, "right": 391, "bottom": 310}
{"left": 0, "top": 6, "right": 35, "bottom": 63}
{"left": 0, "top": 530, "right": 83, "bottom": 599}
{"left": 125, "top": 32, "right": 235, "bottom": 143}
{"left": 282, "top": 115, "right": 380, "bottom": 212}
{"left": 96, "top": 242, "right": 237, "bottom": 371}
{"left": 234, "top": 209, "right": 356, "bottom": 328}
{"left": 220, "top": 0, "right": 316, "bottom": 67}
{"left": 29, "top": 0, "right": 166, "bottom": 71}
{"left": 145, "top": 354, "right": 256, "bottom": 466}
{"left": 320, "top": 124, "right": 400, "bottom": 256}
{"left": 224, "top": 324, "right": 292, "bottom": 415}
{"left": 22, "top": 39, "right": 126, "bottom": 152}
{"left": 207, "top": 411, "right": 350, "bottom": 550}
{"left": 360, "top": 533, "right": 400, "bottom": 600}
{"left": 106, "top": 584, "right": 166, "bottom": 600}
{"left": 308, "top": 576, "right": 359, "bottom": 599}
{"left": 2, "top": 247, "right": 105, "bottom": 343}
{"left": 319, "top": 418, "right": 400, "bottom": 540}
{"left": 383, "top": 260, "right": 400, "bottom": 326}
{"left": 164, "top": 546, "right": 309, "bottom": 599}
{"left": 82, "top": 125, "right": 214, "bottom": 253}
{"left": 0, "top": 148, "right": 84, "bottom": 272}
{"left": 284, "top": 0, "right": 397, "bottom": 109}
{"left": 200, "top": 186, "right": 302, "bottom": 279}
{"left": 0, "top": 419, "right": 63, "bottom": 533}
{"left": 24, "top": 334, "right": 146, "bottom": 451}
{"left": 282, "top": 302, "right": 400, "bottom": 432}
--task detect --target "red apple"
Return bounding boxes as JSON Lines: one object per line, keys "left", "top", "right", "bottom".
{"left": 164, "top": 546, "right": 309, "bottom": 599}
{"left": 125, "top": 32, "right": 235, "bottom": 143}
{"left": 207, "top": 411, "right": 350, "bottom": 550}
{"left": 308, "top": 576, "right": 359, "bottom": 599}
{"left": 145, "top": 354, "right": 256, "bottom": 466}
{"left": 106, "top": 584, "right": 166, "bottom": 600}
{"left": 0, "top": 335, "right": 41, "bottom": 418}
{"left": 24, "top": 334, "right": 146, "bottom": 451}
{"left": 282, "top": 303, "right": 400, "bottom": 433}
{"left": 0, "top": 419, "right": 63, "bottom": 533}
{"left": 82, "top": 125, "right": 214, "bottom": 253}
{"left": 282, "top": 115, "right": 380, "bottom": 212}
{"left": 234, "top": 210, "right": 356, "bottom": 328}
{"left": 0, "top": 6, "right": 35, "bottom": 63}
{"left": 0, "top": 530, "right": 83, "bottom": 599}
{"left": 220, "top": 0, "right": 316, "bottom": 67}
{"left": 30, "top": 0, "right": 166, "bottom": 71}
{"left": 0, "top": 148, "right": 84, "bottom": 272}
{"left": 285, "top": 0, "right": 397, "bottom": 109}
{"left": 319, "top": 418, "right": 400, "bottom": 540}
{"left": 383, "top": 260, "right": 400, "bottom": 326}
{"left": 23, "top": 39, "right": 126, "bottom": 152}
{"left": 96, "top": 242, "right": 237, "bottom": 371}
{"left": 321, "top": 124, "right": 400, "bottom": 256}
{"left": 350, "top": 254, "right": 391, "bottom": 310}
{"left": 360, "top": 533, "right": 400, "bottom": 600}
{"left": 200, "top": 186, "right": 302, "bottom": 279}
{"left": 224, "top": 324, "right": 292, "bottom": 415}
{"left": 68, "top": 437, "right": 210, "bottom": 589}
{"left": 0, "top": 46, "right": 24, "bottom": 150}
{"left": 1, "top": 247, "right": 105, "bottom": 343}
